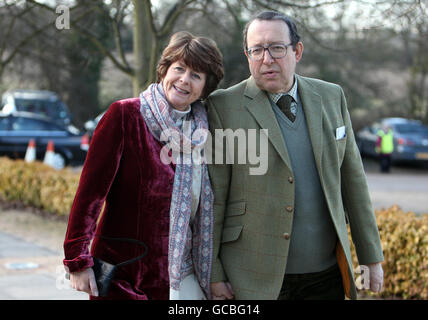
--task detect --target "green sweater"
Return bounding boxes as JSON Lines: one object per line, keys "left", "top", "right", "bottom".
{"left": 271, "top": 96, "right": 337, "bottom": 274}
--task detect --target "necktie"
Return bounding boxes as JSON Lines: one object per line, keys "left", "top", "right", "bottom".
{"left": 277, "top": 95, "right": 295, "bottom": 122}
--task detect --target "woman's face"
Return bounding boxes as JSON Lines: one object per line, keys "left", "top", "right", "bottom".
{"left": 162, "top": 60, "right": 206, "bottom": 111}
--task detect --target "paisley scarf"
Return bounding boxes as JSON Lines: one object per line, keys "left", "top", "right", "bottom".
{"left": 139, "top": 83, "right": 214, "bottom": 299}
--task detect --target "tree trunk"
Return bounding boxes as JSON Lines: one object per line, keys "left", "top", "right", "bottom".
{"left": 132, "top": 0, "right": 157, "bottom": 96}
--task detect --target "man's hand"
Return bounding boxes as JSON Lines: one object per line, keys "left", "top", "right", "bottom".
{"left": 70, "top": 267, "right": 99, "bottom": 297}
{"left": 211, "top": 282, "right": 235, "bottom": 300}
{"left": 366, "top": 262, "right": 384, "bottom": 292}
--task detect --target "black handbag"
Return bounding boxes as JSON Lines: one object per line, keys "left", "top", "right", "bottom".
{"left": 66, "top": 236, "right": 148, "bottom": 297}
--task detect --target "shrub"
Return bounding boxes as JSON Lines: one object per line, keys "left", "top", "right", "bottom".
{"left": 0, "top": 157, "right": 80, "bottom": 217}
{"left": 351, "top": 205, "right": 428, "bottom": 299}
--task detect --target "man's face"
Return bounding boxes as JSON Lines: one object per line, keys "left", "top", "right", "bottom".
{"left": 245, "top": 19, "right": 303, "bottom": 93}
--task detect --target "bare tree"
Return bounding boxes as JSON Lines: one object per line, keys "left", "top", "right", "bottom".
{"left": 5, "top": 0, "right": 426, "bottom": 127}
{"left": 357, "top": 0, "right": 428, "bottom": 121}
{"left": 22, "top": 0, "right": 216, "bottom": 96}
{"left": 0, "top": 1, "right": 95, "bottom": 82}
{"left": 398, "top": 1, "right": 428, "bottom": 122}
{"left": 0, "top": 1, "right": 51, "bottom": 81}
{"left": 23, "top": 0, "right": 351, "bottom": 96}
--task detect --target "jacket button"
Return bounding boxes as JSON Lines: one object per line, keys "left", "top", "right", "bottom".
{"left": 286, "top": 206, "right": 293, "bottom": 212}
{"left": 288, "top": 176, "right": 294, "bottom": 183}
{"left": 283, "top": 233, "right": 290, "bottom": 240}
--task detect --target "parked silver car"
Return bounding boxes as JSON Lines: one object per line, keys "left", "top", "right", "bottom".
{"left": 356, "top": 117, "right": 428, "bottom": 162}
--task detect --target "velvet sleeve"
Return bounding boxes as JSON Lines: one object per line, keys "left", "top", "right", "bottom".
{"left": 63, "top": 101, "right": 125, "bottom": 273}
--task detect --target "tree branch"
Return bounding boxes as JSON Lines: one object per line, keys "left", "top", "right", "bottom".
{"left": 25, "top": 0, "right": 133, "bottom": 76}
{"left": 72, "top": 23, "right": 134, "bottom": 76}
{"left": 92, "top": 3, "right": 131, "bottom": 73}
{"left": 145, "top": 0, "right": 158, "bottom": 34}
{"left": 222, "top": 0, "right": 242, "bottom": 28}
{"left": 158, "top": 0, "right": 199, "bottom": 38}
{"left": 2, "top": 18, "right": 52, "bottom": 68}
{"left": 253, "top": 0, "right": 345, "bottom": 10}
{"left": 0, "top": 4, "right": 35, "bottom": 60}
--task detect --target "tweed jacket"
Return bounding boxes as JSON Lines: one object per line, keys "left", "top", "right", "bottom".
{"left": 206, "top": 75, "right": 384, "bottom": 300}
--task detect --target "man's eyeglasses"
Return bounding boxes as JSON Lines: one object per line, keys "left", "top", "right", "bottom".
{"left": 246, "top": 43, "right": 293, "bottom": 60}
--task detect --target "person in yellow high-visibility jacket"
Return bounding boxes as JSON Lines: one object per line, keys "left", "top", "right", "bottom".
{"left": 376, "top": 126, "right": 394, "bottom": 173}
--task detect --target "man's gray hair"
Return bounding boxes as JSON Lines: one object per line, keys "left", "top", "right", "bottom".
{"left": 243, "top": 11, "right": 301, "bottom": 51}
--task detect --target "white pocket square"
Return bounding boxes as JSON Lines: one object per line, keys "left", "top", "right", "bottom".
{"left": 335, "top": 126, "right": 346, "bottom": 140}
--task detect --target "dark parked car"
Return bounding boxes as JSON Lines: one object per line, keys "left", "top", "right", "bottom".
{"left": 356, "top": 117, "right": 428, "bottom": 163}
{"left": 1, "top": 89, "right": 73, "bottom": 127}
{"left": 0, "top": 111, "right": 88, "bottom": 166}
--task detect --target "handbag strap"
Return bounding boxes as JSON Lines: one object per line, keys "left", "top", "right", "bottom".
{"left": 95, "top": 235, "right": 148, "bottom": 267}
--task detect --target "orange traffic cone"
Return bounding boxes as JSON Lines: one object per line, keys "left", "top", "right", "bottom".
{"left": 80, "top": 133, "right": 89, "bottom": 151}
{"left": 25, "top": 139, "right": 36, "bottom": 163}
{"left": 43, "top": 140, "right": 55, "bottom": 167}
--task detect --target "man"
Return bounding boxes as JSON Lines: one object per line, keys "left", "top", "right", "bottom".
{"left": 376, "top": 126, "right": 394, "bottom": 173}
{"left": 206, "top": 11, "right": 384, "bottom": 300}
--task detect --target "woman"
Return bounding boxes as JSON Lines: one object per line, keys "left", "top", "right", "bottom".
{"left": 63, "top": 31, "right": 224, "bottom": 300}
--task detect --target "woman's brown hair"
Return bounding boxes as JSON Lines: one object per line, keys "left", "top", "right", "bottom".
{"left": 157, "top": 31, "right": 224, "bottom": 99}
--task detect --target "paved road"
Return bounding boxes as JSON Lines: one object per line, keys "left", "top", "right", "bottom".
{"left": 0, "top": 232, "right": 86, "bottom": 300}
{"left": 363, "top": 158, "right": 428, "bottom": 215}
{"left": 367, "top": 173, "right": 428, "bottom": 215}
{"left": 0, "top": 158, "right": 426, "bottom": 300}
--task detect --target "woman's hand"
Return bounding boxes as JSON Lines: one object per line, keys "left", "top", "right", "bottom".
{"left": 69, "top": 267, "right": 99, "bottom": 297}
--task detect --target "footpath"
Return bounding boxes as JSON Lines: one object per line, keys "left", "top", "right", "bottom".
{"left": 0, "top": 210, "right": 86, "bottom": 300}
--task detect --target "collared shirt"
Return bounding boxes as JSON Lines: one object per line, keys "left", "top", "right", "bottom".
{"left": 268, "top": 77, "right": 298, "bottom": 116}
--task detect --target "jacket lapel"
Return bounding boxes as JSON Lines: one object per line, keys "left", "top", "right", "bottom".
{"left": 243, "top": 77, "right": 293, "bottom": 170}
{"left": 296, "top": 75, "right": 324, "bottom": 176}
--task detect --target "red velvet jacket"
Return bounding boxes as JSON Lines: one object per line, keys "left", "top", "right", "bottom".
{"left": 63, "top": 98, "right": 173, "bottom": 300}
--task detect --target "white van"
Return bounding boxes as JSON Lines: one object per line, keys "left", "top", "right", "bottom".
{"left": 1, "top": 89, "right": 73, "bottom": 127}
